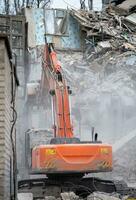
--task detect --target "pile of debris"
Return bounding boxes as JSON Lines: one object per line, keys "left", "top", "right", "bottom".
{"left": 18, "top": 191, "right": 133, "bottom": 200}
{"left": 44, "top": 192, "right": 128, "bottom": 200}
{"left": 70, "top": 0, "right": 136, "bottom": 61}
{"left": 58, "top": 37, "right": 136, "bottom": 185}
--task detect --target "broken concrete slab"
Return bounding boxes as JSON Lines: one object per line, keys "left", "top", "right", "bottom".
{"left": 98, "top": 41, "right": 112, "bottom": 49}
{"left": 61, "top": 192, "right": 79, "bottom": 200}
{"left": 122, "top": 43, "right": 136, "bottom": 51}
{"left": 44, "top": 196, "right": 56, "bottom": 200}
{"left": 125, "top": 13, "right": 136, "bottom": 25}
{"left": 18, "top": 193, "right": 33, "bottom": 200}
{"left": 87, "top": 192, "right": 120, "bottom": 200}
{"left": 117, "top": 0, "right": 136, "bottom": 13}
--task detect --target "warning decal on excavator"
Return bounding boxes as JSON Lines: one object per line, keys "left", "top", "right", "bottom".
{"left": 100, "top": 148, "right": 109, "bottom": 154}
{"left": 46, "top": 149, "right": 56, "bottom": 155}
{"left": 97, "top": 161, "right": 111, "bottom": 169}
{"left": 45, "top": 160, "right": 56, "bottom": 169}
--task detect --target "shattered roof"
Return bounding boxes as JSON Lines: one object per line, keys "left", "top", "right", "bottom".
{"left": 117, "top": 0, "right": 136, "bottom": 12}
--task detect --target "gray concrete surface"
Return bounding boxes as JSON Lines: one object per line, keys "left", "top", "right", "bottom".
{"left": 18, "top": 193, "right": 33, "bottom": 200}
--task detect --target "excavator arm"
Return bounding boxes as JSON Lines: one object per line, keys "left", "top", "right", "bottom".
{"left": 42, "top": 43, "right": 73, "bottom": 138}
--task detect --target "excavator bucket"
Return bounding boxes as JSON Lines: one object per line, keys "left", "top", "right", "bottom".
{"left": 32, "top": 143, "right": 112, "bottom": 174}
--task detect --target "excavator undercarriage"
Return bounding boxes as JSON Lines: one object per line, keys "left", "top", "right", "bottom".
{"left": 18, "top": 176, "right": 136, "bottom": 199}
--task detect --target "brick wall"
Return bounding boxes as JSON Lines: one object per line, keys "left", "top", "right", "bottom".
{"left": 0, "top": 37, "right": 15, "bottom": 200}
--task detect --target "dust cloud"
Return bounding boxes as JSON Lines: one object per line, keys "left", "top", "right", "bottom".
{"left": 58, "top": 50, "right": 136, "bottom": 183}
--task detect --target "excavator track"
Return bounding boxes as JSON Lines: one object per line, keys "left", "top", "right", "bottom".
{"left": 18, "top": 177, "right": 136, "bottom": 199}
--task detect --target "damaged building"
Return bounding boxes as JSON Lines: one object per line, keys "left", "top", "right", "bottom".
{"left": 0, "top": 0, "right": 136, "bottom": 199}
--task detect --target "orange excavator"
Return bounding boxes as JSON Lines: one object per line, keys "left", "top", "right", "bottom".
{"left": 31, "top": 43, "right": 112, "bottom": 176}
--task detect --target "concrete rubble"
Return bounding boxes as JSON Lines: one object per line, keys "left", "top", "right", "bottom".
{"left": 59, "top": 49, "right": 136, "bottom": 184}
{"left": 42, "top": 192, "right": 130, "bottom": 200}
{"left": 114, "top": 0, "right": 136, "bottom": 15}
{"left": 70, "top": 0, "right": 136, "bottom": 62}
{"left": 44, "top": 196, "right": 58, "bottom": 200}
{"left": 87, "top": 192, "right": 121, "bottom": 200}
{"left": 87, "top": 192, "right": 130, "bottom": 200}
{"left": 18, "top": 193, "right": 33, "bottom": 200}
{"left": 70, "top": 1, "right": 136, "bottom": 185}
{"left": 58, "top": 1, "right": 136, "bottom": 185}
{"left": 61, "top": 192, "right": 80, "bottom": 200}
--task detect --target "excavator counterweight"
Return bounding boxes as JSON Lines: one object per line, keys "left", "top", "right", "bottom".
{"left": 32, "top": 143, "right": 112, "bottom": 174}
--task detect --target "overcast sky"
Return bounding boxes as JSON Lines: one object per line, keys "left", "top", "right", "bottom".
{"left": 52, "top": 0, "right": 102, "bottom": 11}
{"left": 52, "top": 0, "right": 81, "bottom": 9}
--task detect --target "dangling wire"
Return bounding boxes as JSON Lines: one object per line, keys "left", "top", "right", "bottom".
{"left": 10, "top": 53, "right": 19, "bottom": 200}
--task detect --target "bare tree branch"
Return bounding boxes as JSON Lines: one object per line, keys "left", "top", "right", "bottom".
{"left": 42, "top": 0, "right": 51, "bottom": 8}
{"left": 37, "top": 0, "right": 40, "bottom": 7}
{"left": 17, "top": 0, "right": 20, "bottom": 10}
{"left": 22, "top": 0, "right": 26, "bottom": 7}
{"left": 14, "top": 0, "right": 18, "bottom": 13}
{"left": 2, "top": 0, "right": 51, "bottom": 14}
{"left": 4, "top": 0, "right": 10, "bottom": 14}
{"left": 26, "top": 0, "right": 30, "bottom": 7}
{"left": 31, "top": 0, "right": 35, "bottom": 7}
